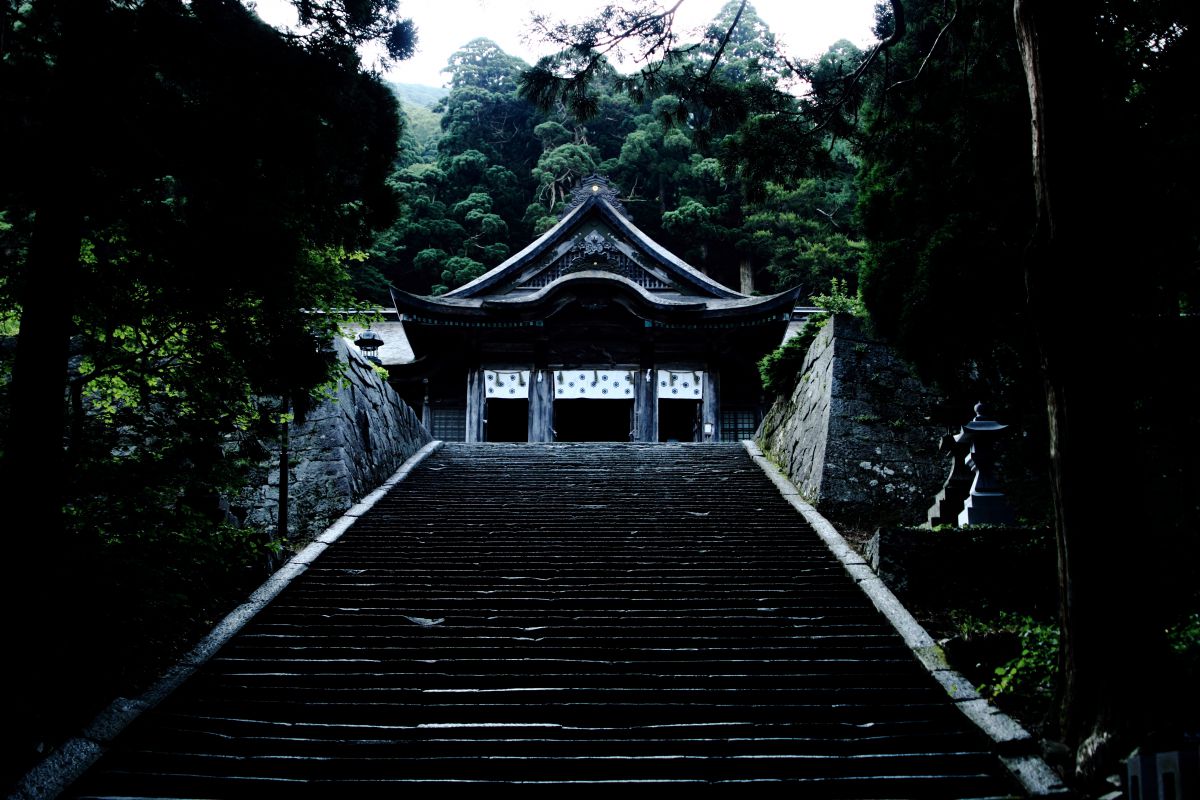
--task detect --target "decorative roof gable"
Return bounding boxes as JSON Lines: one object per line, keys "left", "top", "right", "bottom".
{"left": 391, "top": 176, "right": 800, "bottom": 333}
{"left": 558, "top": 175, "right": 631, "bottom": 220}
{"left": 442, "top": 176, "right": 742, "bottom": 301}
{"left": 515, "top": 230, "right": 674, "bottom": 292}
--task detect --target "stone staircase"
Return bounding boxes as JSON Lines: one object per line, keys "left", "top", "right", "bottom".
{"left": 69, "top": 443, "right": 1023, "bottom": 796}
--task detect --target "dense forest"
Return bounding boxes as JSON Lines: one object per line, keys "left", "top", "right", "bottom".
{"left": 1, "top": 0, "right": 1196, "bottom": 793}
{"left": 362, "top": 10, "right": 864, "bottom": 304}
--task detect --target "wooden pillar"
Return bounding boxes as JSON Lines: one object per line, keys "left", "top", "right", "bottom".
{"left": 465, "top": 367, "right": 486, "bottom": 442}
{"left": 703, "top": 369, "right": 720, "bottom": 443}
{"left": 528, "top": 369, "right": 554, "bottom": 442}
{"left": 421, "top": 378, "right": 432, "bottom": 434}
{"left": 640, "top": 329, "right": 657, "bottom": 443}
{"left": 633, "top": 368, "right": 656, "bottom": 442}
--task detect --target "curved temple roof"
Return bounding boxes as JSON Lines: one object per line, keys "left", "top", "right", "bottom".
{"left": 392, "top": 176, "right": 799, "bottom": 325}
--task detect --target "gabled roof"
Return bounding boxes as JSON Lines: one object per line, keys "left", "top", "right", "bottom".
{"left": 445, "top": 176, "right": 742, "bottom": 301}
{"left": 392, "top": 176, "right": 799, "bottom": 322}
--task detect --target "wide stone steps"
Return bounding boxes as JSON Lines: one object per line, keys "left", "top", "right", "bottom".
{"left": 69, "top": 443, "right": 1021, "bottom": 796}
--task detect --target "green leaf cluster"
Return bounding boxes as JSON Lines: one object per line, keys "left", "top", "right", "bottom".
{"left": 757, "top": 313, "right": 828, "bottom": 396}
{"left": 811, "top": 277, "right": 867, "bottom": 317}
{"left": 981, "top": 613, "right": 1061, "bottom": 703}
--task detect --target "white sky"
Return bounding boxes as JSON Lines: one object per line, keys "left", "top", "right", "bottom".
{"left": 253, "top": 0, "right": 879, "bottom": 89}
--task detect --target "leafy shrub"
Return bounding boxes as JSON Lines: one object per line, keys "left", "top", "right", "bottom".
{"left": 1168, "top": 611, "right": 1200, "bottom": 654}
{"left": 811, "top": 276, "right": 867, "bottom": 317}
{"left": 1168, "top": 610, "right": 1200, "bottom": 683}
{"left": 984, "top": 612, "right": 1060, "bottom": 701}
{"left": 758, "top": 313, "right": 827, "bottom": 395}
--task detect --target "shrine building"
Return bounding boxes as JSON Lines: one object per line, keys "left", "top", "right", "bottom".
{"left": 381, "top": 177, "right": 799, "bottom": 443}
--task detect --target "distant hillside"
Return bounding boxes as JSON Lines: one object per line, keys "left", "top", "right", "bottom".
{"left": 387, "top": 83, "right": 444, "bottom": 163}
{"left": 390, "top": 82, "right": 447, "bottom": 110}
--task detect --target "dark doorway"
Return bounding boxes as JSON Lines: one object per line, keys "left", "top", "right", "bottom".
{"left": 555, "top": 400, "right": 633, "bottom": 441}
{"left": 486, "top": 399, "right": 528, "bottom": 442}
{"left": 659, "top": 400, "right": 700, "bottom": 442}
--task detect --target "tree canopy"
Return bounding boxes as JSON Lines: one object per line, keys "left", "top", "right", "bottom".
{"left": 0, "top": 0, "right": 413, "bottom": 777}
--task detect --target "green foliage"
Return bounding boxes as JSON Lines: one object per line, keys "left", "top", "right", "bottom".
{"left": 395, "top": 101, "right": 443, "bottom": 165}
{"left": 699, "top": 1, "right": 789, "bottom": 86}
{"left": 983, "top": 614, "right": 1061, "bottom": 702}
{"left": 544, "top": 6, "right": 874, "bottom": 294}
{"left": 2, "top": 0, "right": 396, "bottom": 478}
{"left": 367, "top": 40, "right": 544, "bottom": 295}
{"left": 851, "top": 0, "right": 1036, "bottom": 411}
{"left": 347, "top": 258, "right": 394, "bottom": 305}
{"left": 367, "top": 6, "right": 871, "bottom": 301}
{"left": 533, "top": 142, "right": 600, "bottom": 210}
{"left": 810, "top": 277, "right": 866, "bottom": 317}
{"left": 746, "top": 169, "right": 865, "bottom": 297}
{"left": 534, "top": 120, "right": 573, "bottom": 149}
{"left": 0, "top": 1, "right": 408, "bottom": 772}
{"left": 289, "top": 0, "right": 416, "bottom": 61}
{"left": 436, "top": 255, "right": 487, "bottom": 295}
{"left": 757, "top": 313, "right": 828, "bottom": 396}
{"left": 1167, "top": 611, "right": 1200, "bottom": 657}
{"left": 0, "top": 310, "right": 18, "bottom": 336}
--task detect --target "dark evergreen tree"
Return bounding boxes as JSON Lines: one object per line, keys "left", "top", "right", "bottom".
{"left": 0, "top": 0, "right": 411, "bottom": 777}
{"left": 1011, "top": 1, "right": 1198, "bottom": 781}
{"left": 853, "top": 0, "right": 1034, "bottom": 404}
{"left": 367, "top": 38, "right": 547, "bottom": 294}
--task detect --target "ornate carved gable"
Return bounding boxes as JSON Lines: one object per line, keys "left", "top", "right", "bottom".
{"left": 515, "top": 230, "right": 675, "bottom": 291}
{"left": 560, "top": 175, "right": 630, "bottom": 220}
{"left": 438, "top": 174, "right": 748, "bottom": 302}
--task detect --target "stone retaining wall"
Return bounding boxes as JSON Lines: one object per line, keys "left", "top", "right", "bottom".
{"left": 236, "top": 337, "right": 432, "bottom": 546}
{"left": 757, "top": 315, "right": 945, "bottom": 524}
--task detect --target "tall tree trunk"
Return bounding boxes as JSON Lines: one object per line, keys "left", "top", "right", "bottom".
{"left": 1014, "top": 0, "right": 1172, "bottom": 782}
{"left": 2, "top": 3, "right": 101, "bottom": 760}
{"left": 2, "top": 167, "right": 84, "bottom": 764}
{"left": 5, "top": 182, "right": 81, "bottom": 544}
{"left": 3, "top": 1, "right": 94, "bottom": 545}
{"left": 739, "top": 257, "right": 754, "bottom": 295}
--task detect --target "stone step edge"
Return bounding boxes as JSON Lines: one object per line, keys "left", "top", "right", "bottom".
{"left": 10, "top": 441, "right": 447, "bottom": 800}
{"left": 740, "top": 439, "right": 1068, "bottom": 798}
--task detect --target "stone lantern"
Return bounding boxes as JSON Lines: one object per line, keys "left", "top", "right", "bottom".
{"left": 354, "top": 330, "right": 384, "bottom": 365}
{"left": 956, "top": 402, "right": 1016, "bottom": 526}
{"left": 925, "top": 431, "right": 974, "bottom": 527}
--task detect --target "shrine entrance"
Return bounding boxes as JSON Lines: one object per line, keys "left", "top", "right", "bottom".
{"left": 390, "top": 178, "right": 799, "bottom": 445}
{"left": 554, "top": 399, "right": 634, "bottom": 442}
{"left": 485, "top": 399, "right": 528, "bottom": 442}
{"left": 659, "top": 399, "right": 701, "bottom": 442}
